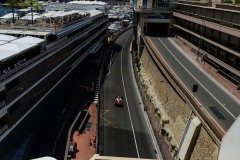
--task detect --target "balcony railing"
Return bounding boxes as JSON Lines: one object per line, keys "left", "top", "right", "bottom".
{"left": 134, "top": 5, "right": 172, "bottom": 12}
{"left": 174, "top": 9, "right": 240, "bottom": 30}
{"left": 173, "top": 10, "right": 240, "bottom": 38}
{"left": 0, "top": 100, "right": 6, "bottom": 109}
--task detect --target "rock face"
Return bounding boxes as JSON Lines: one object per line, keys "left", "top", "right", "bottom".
{"left": 136, "top": 46, "right": 219, "bottom": 159}
{"left": 190, "top": 127, "right": 219, "bottom": 160}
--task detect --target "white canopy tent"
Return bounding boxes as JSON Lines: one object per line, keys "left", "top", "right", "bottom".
{"left": 18, "top": 8, "right": 32, "bottom": 12}
{"left": 11, "top": 36, "right": 44, "bottom": 44}
{"left": 0, "top": 13, "right": 18, "bottom": 19}
{"left": 0, "top": 41, "right": 8, "bottom": 45}
{"left": 20, "top": 15, "right": 43, "bottom": 21}
{"left": 32, "top": 156, "right": 57, "bottom": 160}
{"left": 0, "top": 43, "right": 36, "bottom": 61}
{"left": 0, "top": 34, "right": 17, "bottom": 42}
{"left": 0, "top": 13, "right": 18, "bottom": 23}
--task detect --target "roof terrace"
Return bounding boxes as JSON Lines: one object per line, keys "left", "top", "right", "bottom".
{"left": 0, "top": 2, "right": 106, "bottom": 33}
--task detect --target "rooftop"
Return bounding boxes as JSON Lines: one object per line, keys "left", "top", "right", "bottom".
{"left": 0, "top": 2, "right": 105, "bottom": 34}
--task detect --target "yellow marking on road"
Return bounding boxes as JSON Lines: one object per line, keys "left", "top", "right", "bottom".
{"left": 100, "top": 109, "right": 111, "bottom": 126}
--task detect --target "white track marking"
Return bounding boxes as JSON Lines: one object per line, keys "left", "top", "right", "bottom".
{"left": 157, "top": 37, "right": 236, "bottom": 119}
{"left": 146, "top": 36, "right": 226, "bottom": 133}
{"left": 121, "top": 34, "right": 140, "bottom": 158}
{"left": 128, "top": 39, "right": 163, "bottom": 159}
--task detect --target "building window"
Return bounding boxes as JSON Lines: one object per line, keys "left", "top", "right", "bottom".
{"left": 152, "top": 0, "right": 169, "bottom": 8}
{"left": 8, "top": 100, "right": 21, "bottom": 115}
{"left": 6, "top": 77, "right": 19, "bottom": 91}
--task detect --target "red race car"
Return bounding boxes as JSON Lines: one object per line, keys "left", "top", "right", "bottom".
{"left": 115, "top": 96, "right": 123, "bottom": 106}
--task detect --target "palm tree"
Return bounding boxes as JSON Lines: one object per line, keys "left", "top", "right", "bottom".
{"left": 27, "top": 0, "right": 37, "bottom": 24}
{"left": 6, "top": 0, "right": 18, "bottom": 23}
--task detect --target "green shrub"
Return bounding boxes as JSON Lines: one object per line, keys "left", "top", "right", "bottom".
{"left": 223, "top": 0, "right": 233, "bottom": 3}
{"left": 235, "top": 0, "right": 240, "bottom": 4}
{"left": 134, "top": 56, "right": 141, "bottom": 71}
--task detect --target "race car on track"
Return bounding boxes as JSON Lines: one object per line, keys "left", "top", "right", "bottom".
{"left": 115, "top": 96, "right": 123, "bottom": 106}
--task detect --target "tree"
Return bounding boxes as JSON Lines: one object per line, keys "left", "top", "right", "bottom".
{"left": 236, "top": 0, "right": 240, "bottom": 3}
{"left": 6, "top": 0, "right": 18, "bottom": 23}
{"left": 26, "top": 0, "right": 37, "bottom": 24}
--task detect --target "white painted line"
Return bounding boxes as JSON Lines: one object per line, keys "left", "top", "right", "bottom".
{"left": 121, "top": 34, "right": 140, "bottom": 158}
{"left": 146, "top": 36, "right": 226, "bottom": 133}
{"left": 129, "top": 40, "right": 163, "bottom": 159}
{"left": 168, "top": 38, "right": 240, "bottom": 103}
{"left": 157, "top": 37, "right": 236, "bottom": 119}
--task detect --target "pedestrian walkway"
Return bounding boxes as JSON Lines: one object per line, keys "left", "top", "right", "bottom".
{"left": 170, "top": 37, "right": 240, "bottom": 100}
{"left": 71, "top": 103, "right": 97, "bottom": 160}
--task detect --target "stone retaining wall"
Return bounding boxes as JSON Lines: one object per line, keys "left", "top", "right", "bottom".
{"left": 136, "top": 46, "right": 219, "bottom": 159}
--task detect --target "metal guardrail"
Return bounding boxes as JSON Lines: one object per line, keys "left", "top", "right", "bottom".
{"left": 174, "top": 9, "right": 240, "bottom": 30}
{"left": 109, "top": 25, "right": 135, "bottom": 42}
{"left": 142, "top": 35, "right": 222, "bottom": 145}
{"left": 64, "top": 110, "right": 89, "bottom": 160}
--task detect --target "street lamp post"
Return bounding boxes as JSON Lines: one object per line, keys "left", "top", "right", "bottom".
{"left": 197, "top": 19, "right": 204, "bottom": 61}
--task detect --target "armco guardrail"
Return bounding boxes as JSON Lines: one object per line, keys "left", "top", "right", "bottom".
{"left": 142, "top": 35, "right": 222, "bottom": 145}
{"left": 64, "top": 110, "right": 89, "bottom": 160}
{"left": 109, "top": 25, "right": 135, "bottom": 42}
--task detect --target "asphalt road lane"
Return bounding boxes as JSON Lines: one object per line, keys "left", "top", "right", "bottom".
{"left": 148, "top": 36, "right": 240, "bottom": 131}
{"left": 101, "top": 30, "right": 156, "bottom": 159}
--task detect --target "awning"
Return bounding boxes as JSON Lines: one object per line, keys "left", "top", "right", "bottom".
{"left": 0, "top": 43, "right": 36, "bottom": 61}
{"left": 0, "top": 13, "right": 18, "bottom": 19}
{"left": 0, "top": 34, "right": 17, "bottom": 42}
{"left": 20, "top": 15, "right": 42, "bottom": 21}
{"left": 0, "top": 41, "right": 8, "bottom": 45}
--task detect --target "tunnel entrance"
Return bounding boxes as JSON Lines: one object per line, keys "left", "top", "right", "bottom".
{"left": 145, "top": 23, "right": 169, "bottom": 37}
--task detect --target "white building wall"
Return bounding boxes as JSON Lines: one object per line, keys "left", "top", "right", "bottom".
{"left": 218, "top": 116, "right": 240, "bottom": 160}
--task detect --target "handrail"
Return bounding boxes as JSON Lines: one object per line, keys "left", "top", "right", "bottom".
{"left": 173, "top": 9, "right": 240, "bottom": 30}
{"left": 0, "top": 100, "right": 6, "bottom": 109}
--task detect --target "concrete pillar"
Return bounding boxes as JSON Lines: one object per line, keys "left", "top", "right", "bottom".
{"left": 178, "top": 117, "right": 201, "bottom": 160}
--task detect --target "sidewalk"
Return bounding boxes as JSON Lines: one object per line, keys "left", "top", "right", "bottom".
{"left": 71, "top": 103, "right": 97, "bottom": 160}
{"left": 170, "top": 37, "right": 240, "bottom": 100}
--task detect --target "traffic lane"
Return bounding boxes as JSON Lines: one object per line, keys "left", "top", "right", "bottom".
{"left": 158, "top": 39, "right": 238, "bottom": 116}
{"left": 105, "top": 29, "right": 136, "bottom": 130}
{"left": 121, "top": 35, "right": 156, "bottom": 158}
{"left": 103, "top": 30, "right": 138, "bottom": 157}
{"left": 103, "top": 71, "right": 138, "bottom": 156}
{"left": 158, "top": 38, "right": 238, "bottom": 129}
{"left": 160, "top": 38, "right": 240, "bottom": 116}
{"left": 149, "top": 36, "right": 235, "bottom": 131}
{"left": 108, "top": 29, "right": 154, "bottom": 158}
